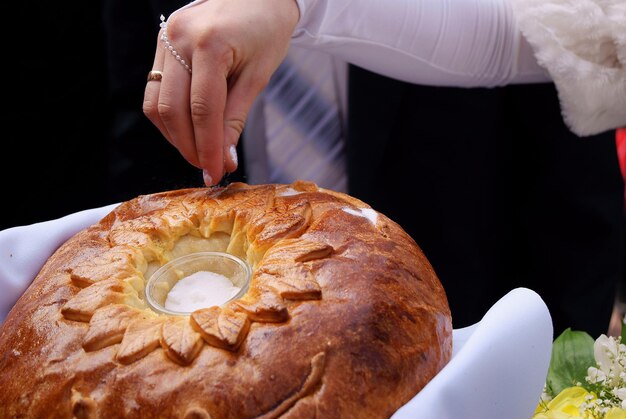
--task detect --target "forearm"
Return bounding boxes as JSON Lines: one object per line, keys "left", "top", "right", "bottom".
{"left": 292, "top": 0, "right": 550, "bottom": 87}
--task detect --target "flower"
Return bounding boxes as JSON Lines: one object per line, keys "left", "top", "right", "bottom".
{"left": 534, "top": 330, "right": 626, "bottom": 419}
{"left": 592, "top": 335, "right": 626, "bottom": 389}
{"left": 534, "top": 387, "right": 596, "bottom": 418}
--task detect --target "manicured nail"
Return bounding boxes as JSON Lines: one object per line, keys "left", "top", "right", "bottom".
{"left": 229, "top": 144, "right": 238, "bottom": 167}
{"left": 202, "top": 169, "right": 213, "bottom": 186}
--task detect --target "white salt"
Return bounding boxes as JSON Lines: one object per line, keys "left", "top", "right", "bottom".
{"left": 164, "top": 271, "right": 241, "bottom": 312}
{"left": 277, "top": 187, "right": 303, "bottom": 197}
{"left": 342, "top": 207, "right": 378, "bottom": 226}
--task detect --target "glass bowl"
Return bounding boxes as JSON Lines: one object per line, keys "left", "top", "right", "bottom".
{"left": 145, "top": 251, "right": 251, "bottom": 316}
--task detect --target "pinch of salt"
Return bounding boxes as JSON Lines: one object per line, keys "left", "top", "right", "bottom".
{"left": 164, "top": 271, "right": 241, "bottom": 312}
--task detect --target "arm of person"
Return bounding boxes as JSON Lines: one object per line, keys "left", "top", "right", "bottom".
{"left": 293, "top": 0, "right": 626, "bottom": 136}
{"left": 143, "top": 0, "right": 625, "bottom": 186}
{"left": 293, "top": 0, "right": 549, "bottom": 88}
{"left": 143, "top": 0, "right": 300, "bottom": 187}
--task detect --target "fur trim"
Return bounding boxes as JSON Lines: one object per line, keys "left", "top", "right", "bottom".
{"left": 512, "top": 0, "right": 626, "bottom": 136}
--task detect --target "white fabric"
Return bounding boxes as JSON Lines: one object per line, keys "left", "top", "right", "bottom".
{"left": 0, "top": 207, "right": 553, "bottom": 417}
{"left": 292, "top": 0, "right": 626, "bottom": 135}
{"left": 512, "top": 0, "right": 626, "bottom": 136}
{"left": 0, "top": 203, "right": 119, "bottom": 322}
{"left": 293, "top": 0, "right": 549, "bottom": 87}
{"left": 394, "top": 287, "right": 553, "bottom": 419}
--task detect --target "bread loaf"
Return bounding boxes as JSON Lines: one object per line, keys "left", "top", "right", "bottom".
{"left": 0, "top": 181, "right": 452, "bottom": 418}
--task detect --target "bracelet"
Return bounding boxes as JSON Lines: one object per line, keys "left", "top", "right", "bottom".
{"left": 160, "top": 14, "right": 192, "bottom": 73}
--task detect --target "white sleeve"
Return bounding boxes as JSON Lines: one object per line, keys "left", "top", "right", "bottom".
{"left": 292, "top": 0, "right": 550, "bottom": 87}
{"left": 292, "top": 0, "right": 626, "bottom": 136}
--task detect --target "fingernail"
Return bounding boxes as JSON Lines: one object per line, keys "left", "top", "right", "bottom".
{"left": 203, "top": 169, "right": 213, "bottom": 186}
{"left": 229, "top": 144, "right": 238, "bottom": 167}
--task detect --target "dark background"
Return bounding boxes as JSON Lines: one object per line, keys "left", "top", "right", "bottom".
{"left": 3, "top": 2, "right": 111, "bottom": 230}
{"left": 1, "top": 1, "right": 243, "bottom": 231}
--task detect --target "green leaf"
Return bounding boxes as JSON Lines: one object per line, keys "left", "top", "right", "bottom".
{"left": 545, "top": 328, "right": 595, "bottom": 397}
{"left": 621, "top": 318, "right": 626, "bottom": 343}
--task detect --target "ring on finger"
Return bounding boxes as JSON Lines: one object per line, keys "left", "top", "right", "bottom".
{"left": 147, "top": 70, "right": 164, "bottom": 82}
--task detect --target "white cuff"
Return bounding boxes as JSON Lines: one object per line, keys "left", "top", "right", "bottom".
{"left": 512, "top": 0, "right": 626, "bottom": 136}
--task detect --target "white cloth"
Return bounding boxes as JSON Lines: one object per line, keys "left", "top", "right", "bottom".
{"left": 291, "top": 0, "right": 626, "bottom": 136}
{"left": 394, "top": 287, "right": 553, "bottom": 419}
{"left": 0, "top": 207, "right": 554, "bottom": 417}
{"left": 0, "top": 203, "right": 119, "bottom": 322}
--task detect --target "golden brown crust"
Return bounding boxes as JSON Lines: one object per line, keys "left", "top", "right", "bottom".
{"left": 0, "top": 181, "right": 452, "bottom": 418}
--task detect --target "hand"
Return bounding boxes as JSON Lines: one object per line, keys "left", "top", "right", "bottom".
{"left": 143, "top": 0, "right": 300, "bottom": 185}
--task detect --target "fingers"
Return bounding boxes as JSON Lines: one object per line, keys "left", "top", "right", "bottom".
{"left": 143, "top": 31, "right": 169, "bottom": 143}
{"left": 189, "top": 49, "right": 229, "bottom": 184}
{"left": 144, "top": 14, "right": 231, "bottom": 183}
{"left": 222, "top": 69, "right": 270, "bottom": 173}
{"left": 159, "top": 48, "right": 198, "bottom": 168}
{"left": 144, "top": 24, "right": 201, "bottom": 169}
{"left": 142, "top": 0, "right": 301, "bottom": 186}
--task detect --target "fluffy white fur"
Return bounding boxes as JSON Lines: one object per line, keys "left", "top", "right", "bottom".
{"left": 512, "top": 0, "right": 626, "bottom": 136}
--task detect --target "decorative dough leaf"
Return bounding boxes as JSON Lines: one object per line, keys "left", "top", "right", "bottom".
{"left": 160, "top": 318, "right": 203, "bottom": 365}
{"left": 116, "top": 317, "right": 164, "bottom": 364}
{"left": 191, "top": 306, "right": 250, "bottom": 351}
